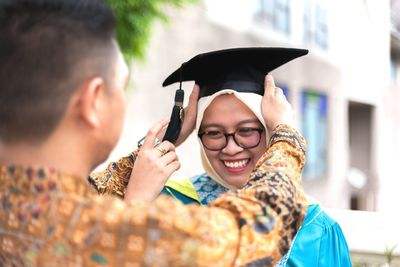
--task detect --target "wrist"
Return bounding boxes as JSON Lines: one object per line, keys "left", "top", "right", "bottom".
{"left": 125, "top": 188, "right": 155, "bottom": 202}
{"left": 268, "top": 124, "right": 306, "bottom": 155}
{"left": 268, "top": 119, "right": 295, "bottom": 132}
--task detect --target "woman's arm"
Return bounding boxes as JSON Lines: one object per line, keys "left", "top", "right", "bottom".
{"left": 88, "top": 149, "right": 137, "bottom": 198}
{"left": 88, "top": 124, "right": 180, "bottom": 202}
{"left": 88, "top": 85, "right": 200, "bottom": 199}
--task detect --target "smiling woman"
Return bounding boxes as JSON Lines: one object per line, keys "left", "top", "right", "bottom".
{"left": 88, "top": 47, "right": 351, "bottom": 266}
{"left": 197, "top": 93, "right": 267, "bottom": 188}
{"left": 158, "top": 47, "right": 352, "bottom": 266}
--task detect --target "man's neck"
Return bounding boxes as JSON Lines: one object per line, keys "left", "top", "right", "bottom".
{"left": 0, "top": 137, "right": 92, "bottom": 179}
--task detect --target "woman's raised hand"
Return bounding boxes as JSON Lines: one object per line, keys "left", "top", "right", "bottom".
{"left": 261, "top": 74, "right": 295, "bottom": 133}
{"left": 125, "top": 119, "right": 181, "bottom": 202}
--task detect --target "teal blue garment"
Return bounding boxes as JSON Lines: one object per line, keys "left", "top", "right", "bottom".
{"left": 160, "top": 187, "right": 198, "bottom": 205}
{"left": 277, "top": 204, "right": 352, "bottom": 267}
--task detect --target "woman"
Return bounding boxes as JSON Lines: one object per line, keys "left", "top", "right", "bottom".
{"left": 88, "top": 74, "right": 308, "bottom": 265}
{"left": 159, "top": 48, "right": 352, "bottom": 266}
{"left": 162, "top": 84, "right": 352, "bottom": 266}
{"left": 90, "top": 47, "right": 350, "bottom": 265}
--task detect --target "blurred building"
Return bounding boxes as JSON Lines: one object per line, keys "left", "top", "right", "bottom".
{"left": 112, "top": 0, "right": 398, "bottom": 210}
{"left": 104, "top": 0, "right": 400, "bottom": 263}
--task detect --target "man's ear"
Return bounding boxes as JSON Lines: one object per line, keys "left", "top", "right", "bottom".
{"left": 74, "top": 77, "right": 106, "bottom": 129}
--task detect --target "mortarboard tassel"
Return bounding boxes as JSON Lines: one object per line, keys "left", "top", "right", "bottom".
{"left": 162, "top": 64, "right": 185, "bottom": 144}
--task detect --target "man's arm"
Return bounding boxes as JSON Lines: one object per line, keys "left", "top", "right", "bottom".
{"left": 225, "top": 124, "right": 307, "bottom": 260}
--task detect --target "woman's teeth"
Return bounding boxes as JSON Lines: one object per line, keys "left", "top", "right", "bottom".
{"left": 223, "top": 159, "right": 249, "bottom": 168}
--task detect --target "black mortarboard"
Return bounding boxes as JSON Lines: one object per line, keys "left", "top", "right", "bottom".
{"left": 160, "top": 47, "right": 308, "bottom": 144}
{"left": 162, "top": 47, "right": 308, "bottom": 97}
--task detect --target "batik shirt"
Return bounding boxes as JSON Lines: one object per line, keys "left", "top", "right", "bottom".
{"left": 1, "top": 125, "right": 307, "bottom": 266}
{"left": 189, "top": 175, "right": 352, "bottom": 267}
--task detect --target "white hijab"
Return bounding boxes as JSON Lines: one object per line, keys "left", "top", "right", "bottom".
{"left": 195, "top": 89, "right": 268, "bottom": 190}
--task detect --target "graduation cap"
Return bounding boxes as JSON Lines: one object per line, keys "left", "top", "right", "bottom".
{"left": 161, "top": 47, "right": 308, "bottom": 144}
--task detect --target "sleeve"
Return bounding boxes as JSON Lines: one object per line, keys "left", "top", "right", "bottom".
{"left": 88, "top": 149, "right": 138, "bottom": 198}
{"left": 279, "top": 207, "right": 352, "bottom": 267}
{"left": 244, "top": 124, "right": 308, "bottom": 256}
{"left": 212, "top": 124, "right": 308, "bottom": 263}
{"left": 65, "top": 124, "right": 308, "bottom": 266}
{"left": 318, "top": 222, "right": 352, "bottom": 267}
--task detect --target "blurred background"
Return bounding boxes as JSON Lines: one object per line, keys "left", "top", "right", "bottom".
{"left": 104, "top": 0, "right": 400, "bottom": 265}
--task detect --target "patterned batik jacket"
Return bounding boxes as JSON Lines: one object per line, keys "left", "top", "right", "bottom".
{"left": 0, "top": 125, "right": 307, "bottom": 267}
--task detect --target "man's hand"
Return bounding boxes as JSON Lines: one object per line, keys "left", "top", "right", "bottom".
{"left": 125, "top": 119, "right": 181, "bottom": 202}
{"left": 261, "top": 74, "right": 295, "bottom": 133}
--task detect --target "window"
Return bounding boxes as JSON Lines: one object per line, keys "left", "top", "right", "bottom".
{"left": 303, "top": 0, "right": 312, "bottom": 43}
{"left": 303, "top": 0, "right": 329, "bottom": 50}
{"left": 350, "top": 195, "right": 361, "bottom": 210}
{"left": 255, "top": 0, "right": 290, "bottom": 35}
{"left": 301, "top": 91, "right": 328, "bottom": 179}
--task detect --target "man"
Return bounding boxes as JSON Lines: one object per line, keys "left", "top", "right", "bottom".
{"left": 0, "top": 0, "right": 307, "bottom": 266}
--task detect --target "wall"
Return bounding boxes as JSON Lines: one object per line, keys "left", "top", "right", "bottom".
{"left": 103, "top": 0, "right": 394, "bottom": 213}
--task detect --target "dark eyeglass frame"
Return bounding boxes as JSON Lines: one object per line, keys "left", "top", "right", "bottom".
{"left": 198, "top": 127, "right": 264, "bottom": 151}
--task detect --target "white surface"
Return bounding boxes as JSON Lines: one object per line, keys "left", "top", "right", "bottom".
{"left": 326, "top": 208, "right": 400, "bottom": 255}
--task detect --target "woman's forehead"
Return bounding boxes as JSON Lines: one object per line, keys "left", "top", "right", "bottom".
{"left": 205, "top": 94, "right": 254, "bottom": 114}
{"left": 202, "top": 95, "right": 261, "bottom": 125}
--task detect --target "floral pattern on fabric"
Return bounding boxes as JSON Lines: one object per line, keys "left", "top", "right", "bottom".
{"left": 0, "top": 166, "right": 240, "bottom": 266}
{"left": 248, "top": 124, "right": 308, "bottom": 256}
{"left": 88, "top": 150, "right": 139, "bottom": 198}
{"left": 190, "top": 173, "right": 229, "bottom": 205}
{"left": 1, "top": 125, "right": 307, "bottom": 266}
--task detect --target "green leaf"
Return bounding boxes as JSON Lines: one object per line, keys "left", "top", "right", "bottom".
{"left": 107, "top": 0, "right": 199, "bottom": 61}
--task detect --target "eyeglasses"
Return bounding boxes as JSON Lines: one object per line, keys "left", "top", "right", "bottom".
{"left": 198, "top": 127, "right": 264, "bottom": 151}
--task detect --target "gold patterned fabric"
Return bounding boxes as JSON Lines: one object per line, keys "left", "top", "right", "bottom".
{"left": 248, "top": 124, "right": 308, "bottom": 257}
{"left": 0, "top": 125, "right": 306, "bottom": 266}
{"left": 89, "top": 150, "right": 139, "bottom": 198}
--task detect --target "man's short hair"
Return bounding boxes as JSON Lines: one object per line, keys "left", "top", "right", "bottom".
{"left": 0, "top": 0, "right": 116, "bottom": 143}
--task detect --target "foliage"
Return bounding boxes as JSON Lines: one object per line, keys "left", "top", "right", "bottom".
{"left": 107, "top": 0, "right": 198, "bottom": 61}
{"left": 384, "top": 243, "right": 398, "bottom": 264}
